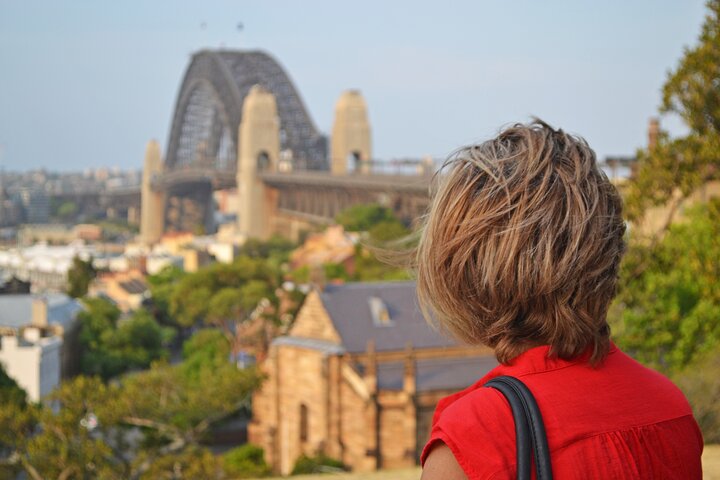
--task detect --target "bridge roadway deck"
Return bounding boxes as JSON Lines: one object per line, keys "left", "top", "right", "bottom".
{"left": 259, "top": 171, "right": 432, "bottom": 193}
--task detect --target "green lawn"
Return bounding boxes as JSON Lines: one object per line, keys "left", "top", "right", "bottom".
{"left": 251, "top": 445, "right": 720, "bottom": 479}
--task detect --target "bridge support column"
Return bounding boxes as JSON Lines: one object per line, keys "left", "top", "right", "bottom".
{"left": 238, "top": 85, "right": 280, "bottom": 241}
{"left": 140, "top": 139, "right": 165, "bottom": 245}
{"left": 331, "top": 90, "right": 372, "bottom": 175}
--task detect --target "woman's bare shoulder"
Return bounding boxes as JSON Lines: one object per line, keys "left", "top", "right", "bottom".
{"left": 421, "top": 442, "right": 469, "bottom": 480}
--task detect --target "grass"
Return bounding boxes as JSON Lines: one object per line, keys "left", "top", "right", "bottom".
{"left": 250, "top": 445, "right": 720, "bottom": 479}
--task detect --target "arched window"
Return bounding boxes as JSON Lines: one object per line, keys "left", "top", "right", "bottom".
{"left": 299, "top": 403, "right": 309, "bottom": 443}
{"left": 346, "top": 151, "right": 361, "bottom": 172}
{"left": 257, "top": 151, "right": 270, "bottom": 171}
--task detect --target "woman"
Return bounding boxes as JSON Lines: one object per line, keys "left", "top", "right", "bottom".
{"left": 416, "top": 121, "right": 703, "bottom": 479}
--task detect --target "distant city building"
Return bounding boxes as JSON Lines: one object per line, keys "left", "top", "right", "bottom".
{"left": 0, "top": 242, "right": 101, "bottom": 292}
{"left": 0, "top": 294, "right": 82, "bottom": 402}
{"left": 290, "top": 225, "right": 358, "bottom": 275}
{"left": 0, "top": 185, "right": 22, "bottom": 227}
{"left": 19, "top": 188, "right": 50, "bottom": 224}
{"left": 0, "top": 331, "right": 61, "bottom": 402}
{"left": 144, "top": 253, "right": 183, "bottom": 276}
{"left": 89, "top": 269, "right": 148, "bottom": 312}
{"left": 0, "top": 271, "right": 31, "bottom": 294}
{"left": 249, "top": 281, "right": 497, "bottom": 474}
{"left": 17, "top": 223, "right": 102, "bottom": 245}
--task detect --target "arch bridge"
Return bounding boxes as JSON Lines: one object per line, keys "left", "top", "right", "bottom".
{"left": 139, "top": 49, "right": 431, "bottom": 243}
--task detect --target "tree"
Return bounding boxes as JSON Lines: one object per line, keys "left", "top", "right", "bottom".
{"left": 609, "top": 1, "right": 720, "bottom": 445}
{"left": 0, "top": 331, "right": 263, "bottom": 479}
{"left": 624, "top": 0, "right": 720, "bottom": 227}
{"left": 0, "top": 364, "right": 29, "bottom": 478}
{"left": 0, "top": 362, "right": 26, "bottom": 406}
{"left": 335, "top": 204, "right": 397, "bottom": 232}
{"left": 613, "top": 200, "right": 720, "bottom": 371}
{"left": 57, "top": 201, "right": 78, "bottom": 220}
{"left": 239, "top": 235, "right": 297, "bottom": 261}
{"left": 78, "top": 298, "right": 174, "bottom": 380}
{"left": 67, "top": 256, "right": 97, "bottom": 298}
{"left": 146, "top": 265, "right": 186, "bottom": 327}
{"left": 169, "top": 257, "right": 278, "bottom": 331}
{"left": 368, "top": 219, "right": 410, "bottom": 243}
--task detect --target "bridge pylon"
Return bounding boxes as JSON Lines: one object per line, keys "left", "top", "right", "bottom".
{"left": 140, "top": 139, "right": 166, "bottom": 245}
{"left": 331, "top": 90, "right": 372, "bottom": 175}
{"left": 237, "top": 85, "right": 280, "bottom": 241}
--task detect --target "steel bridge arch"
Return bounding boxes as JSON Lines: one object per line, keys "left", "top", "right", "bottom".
{"left": 165, "top": 50, "right": 327, "bottom": 173}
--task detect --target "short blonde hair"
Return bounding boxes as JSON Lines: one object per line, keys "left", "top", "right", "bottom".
{"left": 415, "top": 120, "right": 625, "bottom": 365}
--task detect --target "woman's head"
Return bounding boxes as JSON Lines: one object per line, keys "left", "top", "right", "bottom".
{"left": 416, "top": 119, "right": 626, "bottom": 365}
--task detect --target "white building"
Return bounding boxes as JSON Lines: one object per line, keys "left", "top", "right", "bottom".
{"left": 0, "top": 294, "right": 82, "bottom": 402}
{"left": 0, "top": 329, "right": 61, "bottom": 402}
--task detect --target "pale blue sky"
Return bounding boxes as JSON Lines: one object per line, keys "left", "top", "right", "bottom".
{"left": 0, "top": 1, "right": 708, "bottom": 171}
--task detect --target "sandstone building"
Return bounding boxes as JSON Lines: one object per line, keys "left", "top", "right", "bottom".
{"left": 249, "top": 281, "right": 497, "bottom": 474}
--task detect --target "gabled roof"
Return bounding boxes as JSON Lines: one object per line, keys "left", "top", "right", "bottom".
{"left": 319, "top": 281, "right": 458, "bottom": 353}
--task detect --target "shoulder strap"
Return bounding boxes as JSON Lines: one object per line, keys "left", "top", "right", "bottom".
{"left": 485, "top": 375, "right": 553, "bottom": 480}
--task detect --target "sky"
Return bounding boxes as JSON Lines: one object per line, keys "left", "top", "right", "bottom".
{"left": 0, "top": 0, "right": 709, "bottom": 172}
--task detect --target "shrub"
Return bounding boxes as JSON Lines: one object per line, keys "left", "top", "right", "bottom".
{"left": 673, "top": 351, "right": 720, "bottom": 443}
{"left": 291, "top": 453, "right": 345, "bottom": 475}
{"left": 223, "top": 444, "right": 271, "bottom": 478}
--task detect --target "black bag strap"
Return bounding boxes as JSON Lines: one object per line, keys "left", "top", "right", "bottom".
{"left": 485, "top": 375, "right": 553, "bottom": 480}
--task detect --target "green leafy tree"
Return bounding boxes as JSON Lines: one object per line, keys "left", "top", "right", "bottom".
{"left": 614, "top": 201, "right": 720, "bottom": 371}
{"left": 353, "top": 244, "right": 412, "bottom": 282}
{"left": 146, "top": 266, "right": 186, "bottom": 327}
{"left": 1, "top": 331, "right": 262, "bottom": 479}
{"left": 170, "top": 257, "right": 278, "bottom": 330}
{"left": 67, "top": 256, "right": 97, "bottom": 298}
{"left": 335, "top": 203, "right": 397, "bottom": 232}
{"left": 624, "top": 0, "right": 720, "bottom": 226}
{"left": 78, "top": 298, "right": 174, "bottom": 380}
{"left": 0, "top": 376, "right": 123, "bottom": 479}
{"left": 239, "top": 235, "right": 297, "bottom": 266}
{"left": 0, "top": 362, "right": 26, "bottom": 406}
{"left": 614, "top": 0, "right": 720, "bottom": 370}
{"left": 0, "top": 364, "right": 30, "bottom": 478}
{"left": 368, "top": 219, "right": 410, "bottom": 243}
{"left": 57, "top": 201, "right": 78, "bottom": 220}
{"left": 610, "top": 2, "right": 720, "bottom": 445}
{"left": 137, "top": 447, "right": 222, "bottom": 480}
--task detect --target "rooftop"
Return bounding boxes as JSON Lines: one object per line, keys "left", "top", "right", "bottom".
{"left": 319, "top": 281, "right": 458, "bottom": 353}
{"left": 0, "top": 293, "right": 82, "bottom": 331}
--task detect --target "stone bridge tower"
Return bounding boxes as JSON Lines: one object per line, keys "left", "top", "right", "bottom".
{"left": 140, "top": 140, "right": 165, "bottom": 245}
{"left": 237, "top": 85, "right": 280, "bottom": 241}
{"left": 331, "top": 90, "right": 372, "bottom": 175}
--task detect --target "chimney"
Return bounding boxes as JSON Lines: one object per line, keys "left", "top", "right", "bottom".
{"left": 31, "top": 297, "right": 48, "bottom": 328}
{"left": 648, "top": 118, "right": 660, "bottom": 150}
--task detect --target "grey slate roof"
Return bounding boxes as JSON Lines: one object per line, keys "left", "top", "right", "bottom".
{"left": 0, "top": 294, "right": 82, "bottom": 331}
{"left": 374, "top": 356, "right": 498, "bottom": 392}
{"left": 319, "top": 281, "right": 458, "bottom": 353}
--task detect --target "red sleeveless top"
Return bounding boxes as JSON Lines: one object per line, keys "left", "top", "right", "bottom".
{"left": 421, "top": 343, "right": 703, "bottom": 479}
